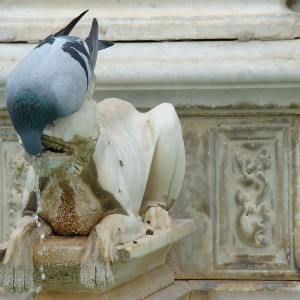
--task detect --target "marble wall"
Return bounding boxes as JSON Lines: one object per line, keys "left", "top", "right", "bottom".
{"left": 0, "top": 112, "right": 28, "bottom": 243}
{"left": 169, "top": 111, "right": 300, "bottom": 280}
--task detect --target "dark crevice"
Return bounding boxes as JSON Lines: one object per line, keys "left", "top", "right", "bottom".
{"left": 112, "top": 38, "right": 240, "bottom": 43}
{"left": 0, "top": 38, "right": 241, "bottom": 45}
{"left": 287, "top": 0, "right": 300, "bottom": 12}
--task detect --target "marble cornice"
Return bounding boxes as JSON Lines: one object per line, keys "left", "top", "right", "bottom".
{"left": 1, "top": 0, "right": 300, "bottom": 42}
{"left": 1, "top": 40, "right": 300, "bottom": 109}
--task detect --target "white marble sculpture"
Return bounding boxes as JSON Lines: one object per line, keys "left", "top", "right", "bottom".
{"left": 0, "top": 11, "right": 185, "bottom": 293}
{"left": 0, "top": 75, "right": 185, "bottom": 292}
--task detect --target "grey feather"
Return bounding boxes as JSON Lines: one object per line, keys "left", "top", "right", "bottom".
{"left": 98, "top": 40, "right": 114, "bottom": 51}
{"left": 85, "top": 19, "right": 114, "bottom": 73}
{"left": 5, "top": 11, "right": 114, "bottom": 156}
{"left": 85, "top": 18, "right": 99, "bottom": 73}
{"left": 54, "top": 10, "right": 89, "bottom": 37}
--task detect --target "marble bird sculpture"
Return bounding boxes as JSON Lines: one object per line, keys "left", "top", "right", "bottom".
{"left": 5, "top": 10, "right": 113, "bottom": 156}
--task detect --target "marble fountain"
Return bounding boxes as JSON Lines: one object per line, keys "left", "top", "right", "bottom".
{"left": 0, "top": 10, "right": 194, "bottom": 299}
{"left": 3, "top": 1, "right": 300, "bottom": 299}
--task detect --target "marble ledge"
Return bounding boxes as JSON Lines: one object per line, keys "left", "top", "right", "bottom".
{"left": 0, "top": 0, "right": 300, "bottom": 41}
{"left": 2, "top": 40, "right": 300, "bottom": 109}
{"left": 0, "top": 265, "right": 175, "bottom": 300}
{"left": 4, "top": 279, "right": 300, "bottom": 300}
{"left": 187, "top": 280, "right": 300, "bottom": 300}
{"left": 146, "top": 280, "right": 300, "bottom": 300}
{"left": 31, "top": 219, "right": 195, "bottom": 292}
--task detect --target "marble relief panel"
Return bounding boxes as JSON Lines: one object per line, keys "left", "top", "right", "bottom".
{"left": 169, "top": 114, "right": 299, "bottom": 280}
{"left": 0, "top": 121, "right": 28, "bottom": 243}
{"left": 211, "top": 125, "right": 292, "bottom": 271}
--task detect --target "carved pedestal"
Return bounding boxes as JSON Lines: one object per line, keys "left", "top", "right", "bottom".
{"left": 0, "top": 112, "right": 28, "bottom": 243}
{"left": 30, "top": 220, "right": 194, "bottom": 299}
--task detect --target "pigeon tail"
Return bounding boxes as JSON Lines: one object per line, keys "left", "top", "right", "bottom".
{"left": 98, "top": 40, "right": 114, "bottom": 51}
{"left": 85, "top": 18, "right": 99, "bottom": 73}
{"left": 54, "top": 10, "right": 89, "bottom": 37}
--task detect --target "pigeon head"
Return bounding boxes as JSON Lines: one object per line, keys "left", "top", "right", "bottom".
{"left": 5, "top": 10, "right": 113, "bottom": 156}
{"left": 7, "top": 91, "right": 53, "bottom": 156}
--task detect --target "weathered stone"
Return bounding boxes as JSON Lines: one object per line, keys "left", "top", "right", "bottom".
{"left": 29, "top": 220, "right": 194, "bottom": 292}
{"left": 2, "top": 40, "right": 300, "bottom": 110}
{"left": 1, "top": 0, "right": 300, "bottom": 42}
{"left": 188, "top": 280, "right": 300, "bottom": 300}
{"left": 2, "top": 1, "right": 300, "bottom": 298}
{"left": 145, "top": 281, "right": 191, "bottom": 300}
{"left": 169, "top": 113, "right": 300, "bottom": 280}
{"left": 34, "top": 266, "right": 174, "bottom": 300}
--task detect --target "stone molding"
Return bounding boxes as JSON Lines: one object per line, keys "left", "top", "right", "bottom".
{"left": 2, "top": 40, "right": 300, "bottom": 109}
{"left": 30, "top": 220, "right": 194, "bottom": 293}
{"left": 1, "top": 0, "right": 300, "bottom": 42}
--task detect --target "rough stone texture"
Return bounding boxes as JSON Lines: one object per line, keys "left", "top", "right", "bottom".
{"left": 0, "top": 111, "right": 28, "bottom": 243}
{"left": 35, "top": 265, "right": 174, "bottom": 300}
{"left": 0, "top": 291, "right": 32, "bottom": 300}
{"left": 168, "top": 112, "right": 300, "bottom": 280}
{"left": 6, "top": 279, "right": 300, "bottom": 299}
{"left": 145, "top": 281, "right": 191, "bottom": 300}
{"left": 0, "top": 221, "right": 194, "bottom": 298}
{"left": 30, "top": 220, "right": 194, "bottom": 292}
{"left": 188, "top": 280, "right": 300, "bottom": 300}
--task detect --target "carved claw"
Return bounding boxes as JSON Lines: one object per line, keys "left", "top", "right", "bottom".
{"left": 144, "top": 207, "right": 172, "bottom": 229}
{"left": 80, "top": 228, "right": 115, "bottom": 290}
{"left": 0, "top": 262, "right": 33, "bottom": 293}
{"left": 0, "top": 229, "right": 34, "bottom": 292}
{"left": 0, "top": 216, "right": 52, "bottom": 293}
{"left": 80, "top": 257, "right": 114, "bottom": 290}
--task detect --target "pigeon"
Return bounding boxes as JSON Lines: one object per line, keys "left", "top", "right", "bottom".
{"left": 5, "top": 10, "right": 113, "bottom": 156}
